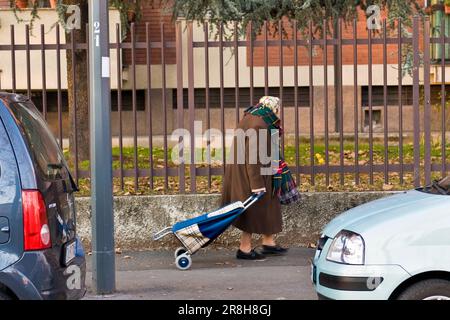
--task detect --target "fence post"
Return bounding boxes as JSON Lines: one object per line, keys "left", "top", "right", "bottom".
{"left": 176, "top": 21, "right": 186, "bottom": 193}
{"left": 412, "top": 16, "right": 421, "bottom": 187}
{"left": 441, "top": 16, "right": 447, "bottom": 177}
{"left": 187, "top": 22, "right": 196, "bottom": 192}
{"left": 423, "top": 16, "right": 431, "bottom": 186}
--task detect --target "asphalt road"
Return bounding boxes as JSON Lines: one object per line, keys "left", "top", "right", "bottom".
{"left": 83, "top": 247, "right": 317, "bottom": 300}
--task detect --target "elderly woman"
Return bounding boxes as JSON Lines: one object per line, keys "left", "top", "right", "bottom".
{"left": 221, "top": 96, "right": 290, "bottom": 260}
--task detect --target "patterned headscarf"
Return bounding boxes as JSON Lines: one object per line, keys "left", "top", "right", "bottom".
{"left": 259, "top": 96, "right": 280, "bottom": 114}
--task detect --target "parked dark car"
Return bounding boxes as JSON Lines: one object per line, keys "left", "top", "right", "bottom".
{"left": 0, "top": 93, "right": 86, "bottom": 300}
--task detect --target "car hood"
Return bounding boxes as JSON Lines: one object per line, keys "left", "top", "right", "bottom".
{"left": 322, "top": 190, "right": 450, "bottom": 238}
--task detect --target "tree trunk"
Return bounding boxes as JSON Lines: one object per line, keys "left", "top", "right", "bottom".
{"left": 64, "top": 0, "right": 90, "bottom": 163}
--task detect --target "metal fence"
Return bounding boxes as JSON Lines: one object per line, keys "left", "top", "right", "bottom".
{"left": 2, "top": 15, "right": 450, "bottom": 194}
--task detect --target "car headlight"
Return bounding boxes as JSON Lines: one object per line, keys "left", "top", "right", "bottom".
{"left": 326, "top": 230, "right": 365, "bottom": 265}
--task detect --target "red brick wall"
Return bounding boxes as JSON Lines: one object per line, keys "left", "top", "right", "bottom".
{"left": 0, "top": 0, "right": 10, "bottom": 7}
{"left": 249, "top": 5, "right": 425, "bottom": 66}
{"left": 123, "top": 4, "right": 176, "bottom": 65}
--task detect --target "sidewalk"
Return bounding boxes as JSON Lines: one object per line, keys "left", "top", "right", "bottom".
{"left": 83, "top": 247, "right": 317, "bottom": 300}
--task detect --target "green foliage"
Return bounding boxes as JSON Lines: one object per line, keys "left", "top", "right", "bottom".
{"left": 169, "top": 0, "right": 424, "bottom": 75}
{"left": 170, "top": 0, "right": 423, "bottom": 37}
{"left": 9, "top": 0, "right": 40, "bottom": 35}
{"left": 109, "top": 0, "right": 148, "bottom": 39}
{"left": 10, "top": 0, "right": 151, "bottom": 39}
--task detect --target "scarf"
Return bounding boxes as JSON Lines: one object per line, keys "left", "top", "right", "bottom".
{"left": 245, "top": 104, "right": 297, "bottom": 199}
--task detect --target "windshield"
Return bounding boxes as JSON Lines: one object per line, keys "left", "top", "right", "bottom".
{"left": 419, "top": 176, "right": 450, "bottom": 195}
{"left": 10, "top": 101, "right": 67, "bottom": 180}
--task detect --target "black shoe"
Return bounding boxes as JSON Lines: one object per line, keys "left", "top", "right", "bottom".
{"left": 261, "top": 245, "right": 289, "bottom": 255}
{"left": 236, "top": 249, "right": 266, "bottom": 260}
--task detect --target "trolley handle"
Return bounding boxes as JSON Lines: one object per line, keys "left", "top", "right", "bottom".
{"left": 243, "top": 191, "right": 265, "bottom": 210}
{"left": 153, "top": 226, "right": 173, "bottom": 241}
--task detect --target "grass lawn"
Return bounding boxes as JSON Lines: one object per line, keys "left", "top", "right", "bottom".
{"left": 66, "top": 138, "right": 450, "bottom": 196}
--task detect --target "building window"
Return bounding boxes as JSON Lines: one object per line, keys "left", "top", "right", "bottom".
{"left": 111, "top": 90, "right": 146, "bottom": 111}
{"left": 173, "top": 87, "right": 311, "bottom": 109}
{"left": 361, "top": 86, "right": 413, "bottom": 107}
{"left": 24, "top": 90, "right": 146, "bottom": 113}
{"left": 364, "top": 109, "right": 382, "bottom": 128}
{"left": 431, "top": 3, "right": 450, "bottom": 64}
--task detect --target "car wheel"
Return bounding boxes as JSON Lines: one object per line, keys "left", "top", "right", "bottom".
{"left": 0, "top": 290, "right": 12, "bottom": 300}
{"left": 397, "top": 279, "right": 450, "bottom": 300}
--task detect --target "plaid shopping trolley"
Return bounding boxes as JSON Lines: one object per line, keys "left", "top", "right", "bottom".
{"left": 153, "top": 192, "right": 265, "bottom": 270}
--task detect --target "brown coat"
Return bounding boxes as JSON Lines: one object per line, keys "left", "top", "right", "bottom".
{"left": 221, "top": 113, "right": 282, "bottom": 235}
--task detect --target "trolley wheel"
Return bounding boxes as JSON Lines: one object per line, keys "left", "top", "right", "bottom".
{"left": 175, "top": 253, "right": 192, "bottom": 271}
{"left": 174, "top": 247, "right": 187, "bottom": 259}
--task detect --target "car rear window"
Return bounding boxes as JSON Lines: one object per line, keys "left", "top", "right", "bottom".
{"left": 9, "top": 101, "right": 66, "bottom": 180}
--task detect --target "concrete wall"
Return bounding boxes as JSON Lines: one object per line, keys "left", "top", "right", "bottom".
{"left": 75, "top": 191, "right": 397, "bottom": 251}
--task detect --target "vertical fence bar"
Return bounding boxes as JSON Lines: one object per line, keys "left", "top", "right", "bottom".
{"left": 279, "top": 20, "right": 285, "bottom": 153}
{"left": 86, "top": 22, "right": 90, "bottom": 155}
{"left": 204, "top": 22, "right": 211, "bottom": 190}
{"left": 10, "top": 26, "right": 16, "bottom": 93}
{"left": 116, "top": 24, "right": 124, "bottom": 191}
{"left": 161, "top": 23, "right": 169, "bottom": 191}
{"left": 383, "top": 20, "right": 388, "bottom": 184}
{"left": 353, "top": 19, "right": 359, "bottom": 185}
{"left": 146, "top": 23, "right": 154, "bottom": 190}
{"left": 398, "top": 19, "right": 404, "bottom": 185}
{"left": 40, "top": 25, "right": 47, "bottom": 120}
{"left": 324, "top": 19, "right": 330, "bottom": 186}
{"left": 423, "top": 17, "right": 431, "bottom": 186}
{"left": 249, "top": 22, "right": 254, "bottom": 106}
{"left": 56, "top": 24, "right": 63, "bottom": 149}
{"left": 234, "top": 21, "right": 240, "bottom": 126}
{"left": 131, "top": 23, "right": 139, "bottom": 191}
{"left": 368, "top": 24, "right": 374, "bottom": 185}
{"left": 219, "top": 23, "right": 225, "bottom": 174}
{"left": 187, "top": 22, "right": 196, "bottom": 193}
{"left": 264, "top": 21, "right": 269, "bottom": 96}
{"left": 412, "top": 16, "right": 421, "bottom": 187}
{"left": 309, "top": 21, "right": 315, "bottom": 186}
{"left": 176, "top": 21, "right": 185, "bottom": 194}
{"left": 25, "top": 25, "right": 31, "bottom": 98}
{"left": 293, "top": 20, "right": 300, "bottom": 184}
{"left": 441, "top": 16, "right": 447, "bottom": 176}
{"left": 338, "top": 19, "right": 344, "bottom": 185}
{"left": 70, "top": 29, "right": 79, "bottom": 183}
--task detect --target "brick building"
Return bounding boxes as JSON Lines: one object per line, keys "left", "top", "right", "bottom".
{"left": 0, "top": 1, "right": 448, "bottom": 139}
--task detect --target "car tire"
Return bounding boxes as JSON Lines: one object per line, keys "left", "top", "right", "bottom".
{"left": 397, "top": 279, "right": 450, "bottom": 300}
{"left": 0, "top": 290, "right": 12, "bottom": 300}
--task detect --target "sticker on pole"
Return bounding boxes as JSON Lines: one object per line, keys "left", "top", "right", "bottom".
{"left": 102, "top": 56, "right": 110, "bottom": 78}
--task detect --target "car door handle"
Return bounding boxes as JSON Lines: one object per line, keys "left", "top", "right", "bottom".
{"left": 1, "top": 226, "right": 10, "bottom": 233}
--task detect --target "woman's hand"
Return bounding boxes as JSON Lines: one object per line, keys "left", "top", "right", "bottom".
{"left": 251, "top": 188, "right": 266, "bottom": 194}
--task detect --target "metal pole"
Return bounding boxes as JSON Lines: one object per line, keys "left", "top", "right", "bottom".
{"left": 88, "top": 0, "right": 115, "bottom": 294}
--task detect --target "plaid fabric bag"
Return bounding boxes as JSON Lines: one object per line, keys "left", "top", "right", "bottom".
{"left": 174, "top": 224, "right": 210, "bottom": 254}
{"left": 278, "top": 184, "right": 301, "bottom": 205}
{"left": 273, "top": 159, "right": 301, "bottom": 206}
